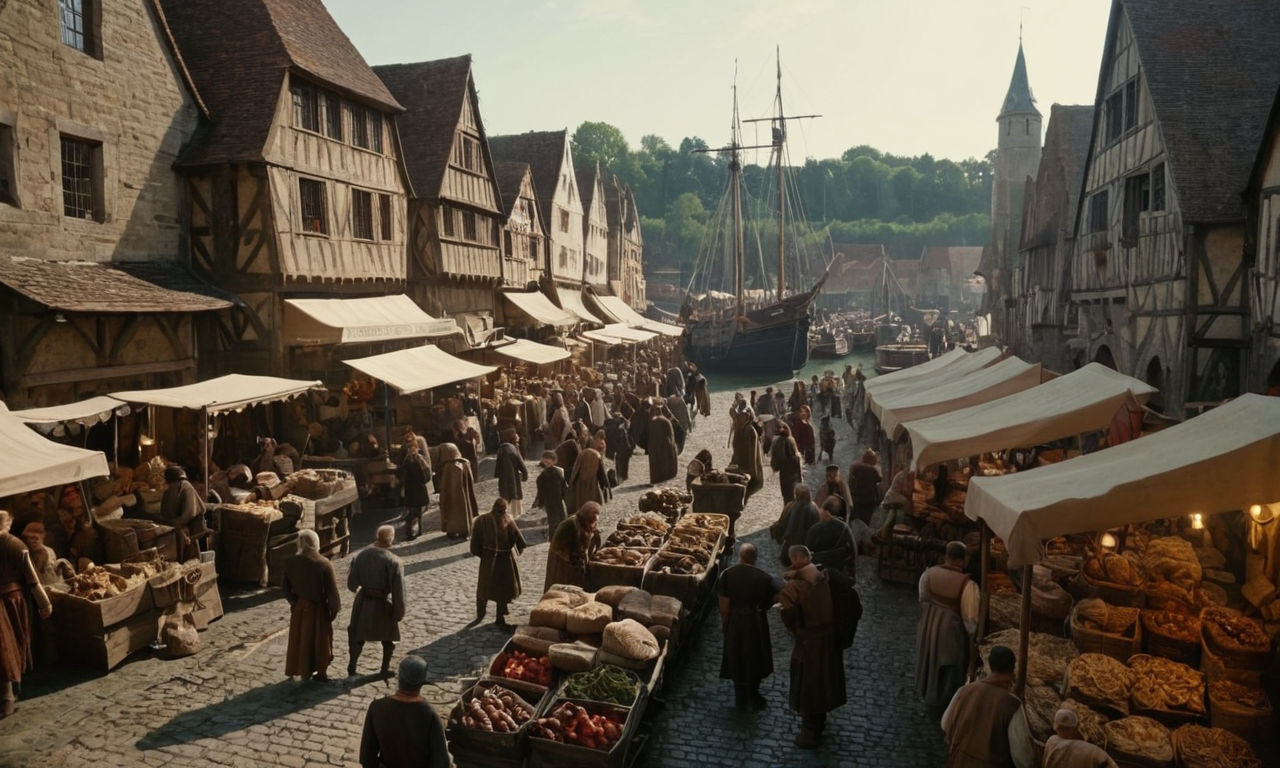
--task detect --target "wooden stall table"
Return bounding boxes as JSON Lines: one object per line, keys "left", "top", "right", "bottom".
{"left": 217, "top": 504, "right": 300, "bottom": 587}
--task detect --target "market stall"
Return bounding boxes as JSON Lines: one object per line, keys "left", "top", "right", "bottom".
{"left": 502, "top": 289, "right": 579, "bottom": 330}
{"left": 963, "top": 394, "right": 1280, "bottom": 765}
{"left": 875, "top": 356, "right": 1045, "bottom": 436}
{"left": 862, "top": 345, "right": 1002, "bottom": 403}
{"left": 0, "top": 403, "right": 110, "bottom": 496}
{"left": 588, "top": 293, "right": 684, "bottom": 337}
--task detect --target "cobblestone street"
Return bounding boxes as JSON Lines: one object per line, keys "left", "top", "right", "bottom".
{"left": 0, "top": 383, "right": 947, "bottom": 768}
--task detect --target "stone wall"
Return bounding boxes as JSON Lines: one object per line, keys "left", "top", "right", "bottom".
{"left": 0, "top": 0, "right": 200, "bottom": 263}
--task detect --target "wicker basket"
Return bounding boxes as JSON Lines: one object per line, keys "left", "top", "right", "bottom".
{"left": 1198, "top": 607, "right": 1272, "bottom": 670}
{"left": 1139, "top": 610, "right": 1200, "bottom": 666}
{"left": 1075, "top": 569, "right": 1146, "bottom": 607}
{"left": 1207, "top": 683, "right": 1274, "bottom": 743}
{"left": 1200, "top": 638, "right": 1265, "bottom": 688}
{"left": 1070, "top": 603, "right": 1142, "bottom": 660}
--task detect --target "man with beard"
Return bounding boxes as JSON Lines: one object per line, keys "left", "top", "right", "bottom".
{"left": 347, "top": 525, "right": 405, "bottom": 678}
{"left": 282, "top": 530, "right": 341, "bottom": 681}
{"left": 470, "top": 499, "right": 527, "bottom": 628}
{"left": 645, "top": 404, "right": 679, "bottom": 484}
{"left": 778, "top": 545, "right": 845, "bottom": 748}
{"left": 0, "top": 510, "right": 52, "bottom": 718}
{"left": 717, "top": 542, "right": 779, "bottom": 710}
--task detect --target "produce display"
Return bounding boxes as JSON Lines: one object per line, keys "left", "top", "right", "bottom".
{"left": 1024, "top": 685, "right": 1065, "bottom": 742}
{"left": 1200, "top": 608, "right": 1271, "bottom": 659}
{"left": 591, "top": 547, "right": 651, "bottom": 567}
{"left": 1083, "top": 552, "right": 1144, "bottom": 587}
{"left": 980, "top": 629, "right": 1078, "bottom": 687}
{"left": 700, "top": 470, "right": 746, "bottom": 485}
{"left": 678, "top": 514, "right": 729, "bottom": 534}
{"left": 1065, "top": 653, "right": 1134, "bottom": 715}
{"left": 64, "top": 566, "right": 143, "bottom": 600}
{"left": 530, "top": 702, "right": 625, "bottom": 751}
{"left": 605, "top": 529, "right": 665, "bottom": 549}
{"left": 1141, "top": 610, "right": 1200, "bottom": 644}
{"left": 1128, "top": 654, "right": 1205, "bottom": 715}
{"left": 493, "top": 649, "right": 553, "bottom": 686}
{"left": 561, "top": 665, "right": 639, "bottom": 706}
{"left": 1104, "top": 716, "right": 1173, "bottom": 766}
{"left": 1208, "top": 680, "right": 1268, "bottom": 709}
{"left": 638, "top": 488, "right": 690, "bottom": 522}
{"left": 1172, "top": 724, "right": 1262, "bottom": 768}
{"left": 1141, "top": 537, "right": 1201, "bottom": 591}
{"left": 1074, "top": 598, "right": 1138, "bottom": 634}
{"left": 616, "top": 513, "right": 670, "bottom": 534}
{"left": 455, "top": 685, "right": 535, "bottom": 733}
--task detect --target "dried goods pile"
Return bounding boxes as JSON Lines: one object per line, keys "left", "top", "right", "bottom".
{"left": 980, "top": 629, "right": 1078, "bottom": 687}
{"left": 591, "top": 548, "right": 651, "bottom": 567}
{"left": 1128, "top": 654, "right": 1204, "bottom": 715}
{"left": 455, "top": 685, "right": 535, "bottom": 733}
{"left": 1065, "top": 653, "right": 1134, "bottom": 715}
{"left": 1201, "top": 608, "right": 1271, "bottom": 660}
{"left": 1104, "top": 716, "right": 1173, "bottom": 766}
{"left": 64, "top": 566, "right": 143, "bottom": 600}
{"left": 637, "top": 488, "right": 690, "bottom": 523}
{"left": 1172, "top": 724, "right": 1262, "bottom": 768}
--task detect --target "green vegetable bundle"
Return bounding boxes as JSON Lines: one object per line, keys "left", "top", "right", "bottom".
{"left": 561, "top": 664, "right": 638, "bottom": 706}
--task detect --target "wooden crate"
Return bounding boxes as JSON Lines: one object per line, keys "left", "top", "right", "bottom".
{"left": 190, "top": 580, "right": 223, "bottom": 630}
{"left": 55, "top": 609, "right": 159, "bottom": 671}
{"left": 50, "top": 581, "right": 153, "bottom": 635}
{"left": 447, "top": 681, "right": 546, "bottom": 768}
{"left": 528, "top": 698, "right": 640, "bottom": 768}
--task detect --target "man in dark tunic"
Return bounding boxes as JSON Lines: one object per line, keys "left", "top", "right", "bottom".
{"left": 729, "top": 403, "right": 763, "bottom": 497}
{"left": 470, "top": 499, "right": 527, "bottom": 627}
{"left": 645, "top": 406, "right": 679, "bottom": 484}
{"left": 359, "top": 655, "right": 450, "bottom": 768}
{"left": 778, "top": 485, "right": 819, "bottom": 567}
{"left": 603, "top": 411, "right": 633, "bottom": 482}
{"left": 282, "top": 530, "right": 341, "bottom": 681}
{"left": 451, "top": 419, "right": 480, "bottom": 476}
{"left": 544, "top": 503, "right": 601, "bottom": 591}
{"left": 533, "top": 451, "right": 569, "bottom": 538}
{"left": 769, "top": 424, "right": 803, "bottom": 503}
{"left": 398, "top": 442, "right": 431, "bottom": 540}
{"left": 717, "top": 542, "right": 779, "bottom": 710}
{"left": 778, "top": 545, "right": 846, "bottom": 748}
{"left": 917, "top": 541, "right": 978, "bottom": 709}
{"left": 848, "top": 449, "right": 883, "bottom": 525}
{"left": 569, "top": 434, "right": 609, "bottom": 513}
{"left": 160, "top": 465, "right": 207, "bottom": 561}
{"left": 805, "top": 499, "right": 856, "bottom": 575}
{"left": 0, "top": 510, "right": 51, "bottom": 718}
{"left": 494, "top": 431, "right": 528, "bottom": 519}
{"left": 347, "top": 526, "right": 405, "bottom": 678}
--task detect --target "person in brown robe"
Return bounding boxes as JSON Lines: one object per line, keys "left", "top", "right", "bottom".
{"left": 603, "top": 411, "right": 633, "bottom": 482}
{"left": 645, "top": 407, "right": 679, "bottom": 485}
{"left": 729, "top": 404, "right": 763, "bottom": 497}
{"left": 569, "top": 435, "right": 610, "bottom": 513}
{"left": 1043, "top": 708, "right": 1117, "bottom": 768}
{"left": 347, "top": 526, "right": 405, "bottom": 678}
{"left": 917, "top": 541, "right": 979, "bottom": 709}
{"left": 160, "top": 466, "right": 208, "bottom": 562}
{"left": 1, "top": 511, "right": 51, "bottom": 718}
{"left": 282, "top": 530, "right": 341, "bottom": 681}
{"left": 554, "top": 437, "right": 580, "bottom": 476}
{"left": 359, "top": 655, "right": 450, "bottom": 768}
{"left": 769, "top": 424, "right": 803, "bottom": 503}
{"left": 790, "top": 406, "right": 816, "bottom": 465}
{"left": 451, "top": 420, "right": 480, "bottom": 476}
{"left": 778, "top": 545, "right": 845, "bottom": 748}
{"left": 717, "top": 542, "right": 779, "bottom": 710}
{"left": 547, "top": 394, "right": 572, "bottom": 447}
{"left": 848, "top": 449, "right": 883, "bottom": 525}
{"left": 543, "top": 503, "right": 601, "bottom": 591}
{"left": 469, "top": 500, "right": 527, "bottom": 627}
{"left": 940, "top": 645, "right": 1031, "bottom": 768}
{"left": 437, "top": 443, "right": 478, "bottom": 540}
{"left": 814, "top": 464, "right": 853, "bottom": 521}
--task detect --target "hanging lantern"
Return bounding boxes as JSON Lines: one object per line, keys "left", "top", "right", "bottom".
{"left": 1248, "top": 504, "right": 1275, "bottom": 525}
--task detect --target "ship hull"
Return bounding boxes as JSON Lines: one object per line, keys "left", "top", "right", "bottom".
{"left": 684, "top": 315, "right": 812, "bottom": 374}
{"left": 874, "top": 343, "right": 930, "bottom": 375}
{"left": 810, "top": 335, "right": 848, "bottom": 359}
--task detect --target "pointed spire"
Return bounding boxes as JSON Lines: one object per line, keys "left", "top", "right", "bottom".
{"left": 999, "top": 42, "right": 1039, "bottom": 117}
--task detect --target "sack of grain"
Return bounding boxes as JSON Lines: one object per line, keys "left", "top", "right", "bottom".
{"left": 596, "top": 646, "right": 649, "bottom": 671}
{"left": 548, "top": 641, "right": 598, "bottom": 673}
{"left": 530, "top": 597, "right": 573, "bottom": 629}
{"left": 650, "top": 595, "right": 683, "bottom": 627}
{"left": 594, "top": 585, "right": 636, "bottom": 607}
{"left": 617, "top": 589, "right": 654, "bottom": 626}
{"left": 565, "top": 600, "right": 614, "bottom": 634}
{"left": 543, "top": 586, "right": 591, "bottom": 607}
{"left": 512, "top": 625, "right": 565, "bottom": 656}
{"left": 601, "top": 619, "right": 660, "bottom": 662}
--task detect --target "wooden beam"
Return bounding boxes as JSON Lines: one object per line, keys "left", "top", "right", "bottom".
{"left": 19, "top": 359, "right": 195, "bottom": 388}
{"left": 1016, "top": 564, "right": 1033, "bottom": 700}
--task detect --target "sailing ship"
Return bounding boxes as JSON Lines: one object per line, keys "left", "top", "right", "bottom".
{"left": 680, "top": 55, "right": 827, "bottom": 374}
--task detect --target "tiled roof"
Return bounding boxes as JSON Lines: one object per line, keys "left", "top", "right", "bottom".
{"left": 160, "top": 0, "right": 401, "bottom": 167}
{"left": 492, "top": 161, "right": 532, "bottom": 218}
{"left": 1117, "top": 0, "right": 1280, "bottom": 222}
{"left": 576, "top": 162, "right": 599, "bottom": 222}
{"left": 488, "top": 131, "right": 570, "bottom": 227}
{"left": 0, "top": 256, "right": 232, "bottom": 313}
{"left": 1023, "top": 105, "right": 1094, "bottom": 250}
{"left": 375, "top": 57, "right": 490, "bottom": 204}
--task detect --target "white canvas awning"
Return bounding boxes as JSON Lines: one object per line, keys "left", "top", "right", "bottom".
{"left": 344, "top": 345, "right": 497, "bottom": 395}
{"left": 866, "top": 346, "right": 1003, "bottom": 416}
{"left": 593, "top": 294, "right": 683, "bottom": 336}
{"left": 0, "top": 403, "right": 110, "bottom": 496}
{"left": 284, "top": 295, "right": 460, "bottom": 345}
{"left": 501, "top": 291, "right": 578, "bottom": 328}
{"left": 877, "top": 357, "right": 1043, "bottom": 435}
{"left": 557, "top": 289, "right": 605, "bottom": 324}
{"left": 112, "top": 374, "right": 321, "bottom": 413}
{"left": 965, "top": 394, "right": 1280, "bottom": 568}
{"left": 10, "top": 395, "right": 130, "bottom": 427}
{"left": 490, "top": 338, "right": 571, "bottom": 366}
{"left": 904, "top": 363, "right": 1157, "bottom": 469}
{"left": 581, "top": 324, "right": 657, "bottom": 345}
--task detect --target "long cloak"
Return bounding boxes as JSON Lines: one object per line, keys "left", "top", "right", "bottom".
{"left": 400, "top": 452, "right": 432, "bottom": 508}
{"left": 666, "top": 395, "right": 691, "bottom": 434}
{"left": 554, "top": 439, "right": 580, "bottom": 474}
{"left": 548, "top": 407, "right": 572, "bottom": 445}
{"left": 645, "top": 415, "right": 679, "bottom": 484}
{"left": 437, "top": 444, "right": 479, "bottom": 538}
{"left": 0, "top": 533, "right": 49, "bottom": 683}
{"left": 494, "top": 442, "right": 528, "bottom": 501}
{"left": 916, "top": 565, "right": 971, "bottom": 708}
{"left": 729, "top": 413, "right": 763, "bottom": 497}
{"left": 471, "top": 511, "right": 527, "bottom": 605}
{"left": 569, "top": 447, "right": 608, "bottom": 512}
{"left": 805, "top": 518, "right": 854, "bottom": 574}
{"left": 347, "top": 546, "right": 405, "bottom": 642}
{"left": 282, "top": 549, "right": 341, "bottom": 677}
{"left": 778, "top": 565, "right": 846, "bottom": 715}
{"left": 534, "top": 465, "right": 569, "bottom": 535}
{"left": 792, "top": 419, "right": 815, "bottom": 465}
{"left": 779, "top": 501, "right": 818, "bottom": 567}
{"left": 769, "top": 436, "right": 803, "bottom": 503}
{"left": 718, "top": 563, "right": 776, "bottom": 686}
{"left": 544, "top": 514, "right": 600, "bottom": 591}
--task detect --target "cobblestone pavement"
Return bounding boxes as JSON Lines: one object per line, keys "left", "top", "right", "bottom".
{"left": 0, "top": 383, "right": 946, "bottom": 768}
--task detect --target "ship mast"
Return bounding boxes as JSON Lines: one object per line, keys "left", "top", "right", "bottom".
{"left": 731, "top": 78, "right": 745, "bottom": 318}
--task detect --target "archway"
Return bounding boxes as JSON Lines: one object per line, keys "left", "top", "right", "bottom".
{"left": 1093, "top": 345, "right": 1117, "bottom": 371}
{"left": 1145, "top": 356, "right": 1165, "bottom": 413}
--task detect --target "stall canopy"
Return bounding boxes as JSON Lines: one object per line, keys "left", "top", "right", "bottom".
{"left": 501, "top": 291, "right": 578, "bottom": 328}
{"left": 581, "top": 324, "right": 657, "bottom": 345}
{"left": 10, "top": 395, "right": 130, "bottom": 427}
{"left": 344, "top": 345, "right": 497, "bottom": 395}
{"left": 904, "top": 363, "right": 1157, "bottom": 469}
{"left": 593, "top": 294, "right": 683, "bottom": 337}
{"left": 557, "top": 289, "right": 606, "bottom": 325}
{"left": 490, "top": 338, "right": 571, "bottom": 366}
{"left": 865, "top": 347, "right": 1003, "bottom": 405}
{"left": 0, "top": 403, "right": 110, "bottom": 496}
{"left": 876, "top": 357, "right": 1043, "bottom": 434}
{"left": 965, "top": 393, "right": 1280, "bottom": 568}
{"left": 112, "top": 374, "right": 321, "bottom": 412}
{"left": 283, "top": 295, "right": 459, "bottom": 345}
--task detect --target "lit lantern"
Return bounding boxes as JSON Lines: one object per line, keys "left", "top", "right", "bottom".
{"left": 1100, "top": 532, "right": 1118, "bottom": 551}
{"left": 1190, "top": 513, "right": 1204, "bottom": 530}
{"left": 1249, "top": 504, "right": 1275, "bottom": 525}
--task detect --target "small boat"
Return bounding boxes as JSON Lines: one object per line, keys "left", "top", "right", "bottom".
{"left": 875, "top": 343, "right": 931, "bottom": 374}
{"left": 870, "top": 261, "right": 931, "bottom": 373}
{"left": 809, "top": 325, "right": 849, "bottom": 358}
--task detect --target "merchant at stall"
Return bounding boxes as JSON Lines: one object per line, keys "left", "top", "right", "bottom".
{"left": 543, "top": 502, "right": 601, "bottom": 591}
{"left": 0, "top": 509, "right": 52, "bottom": 719}
{"left": 160, "top": 466, "right": 208, "bottom": 562}
{"left": 20, "top": 523, "right": 71, "bottom": 586}
{"left": 469, "top": 499, "right": 526, "bottom": 628}
{"left": 282, "top": 530, "right": 341, "bottom": 682}
{"left": 916, "top": 541, "right": 978, "bottom": 709}
{"left": 717, "top": 542, "right": 780, "bottom": 711}
{"left": 347, "top": 525, "right": 406, "bottom": 678}
{"left": 778, "top": 545, "right": 845, "bottom": 749}
{"left": 1043, "top": 708, "right": 1117, "bottom": 768}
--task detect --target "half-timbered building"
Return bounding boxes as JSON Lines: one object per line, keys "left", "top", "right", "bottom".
{"left": 493, "top": 161, "right": 545, "bottom": 291}
{"left": 1011, "top": 104, "right": 1093, "bottom": 375}
{"left": 375, "top": 56, "right": 505, "bottom": 336}
{"left": 160, "top": 0, "right": 411, "bottom": 377}
{"left": 1245, "top": 86, "right": 1280, "bottom": 395}
{"left": 605, "top": 175, "right": 645, "bottom": 310}
{"left": 1068, "top": 0, "right": 1280, "bottom": 415}
{"left": 577, "top": 161, "right": 609, "bottom": 293}
{"left": 0, "top": 0, "right": 232, "bottom": 407}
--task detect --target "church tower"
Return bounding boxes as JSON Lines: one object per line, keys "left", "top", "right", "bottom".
{"left": 984, "top": 40, "right": 1042, "bottom": 340}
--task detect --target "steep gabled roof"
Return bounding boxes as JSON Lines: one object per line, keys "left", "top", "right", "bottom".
{"left": 492, "top": 161, "right": 533, "bottom": 218}
{"left": 1246, "top": 85, "right": 1280, "bottom": 196}
{"left": 160, "top": 0, "right": 401, "bottom": 167}
{"left": 576, "top": 162, "right": 600, "bottom": 226}
{"left": 488, "top": 131, "right": 570, "bottom": 227}
{"left": 1101, "top": 0, "right": 1280, "bottom": 223}
{"left": 374, "top": 56, "right": 492, "bottom": 204}
{"left": 999, "top": 42, "right": 1039, "bottom": 118}
{"left": 1023, "top": 104, "right": 1094, "bottom": 250}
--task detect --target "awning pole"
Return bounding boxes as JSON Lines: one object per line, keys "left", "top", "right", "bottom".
{"left": 971, "top": 522, "right": 991, "bottom": 680}
{"left": 1015, "top": 563, "right": 1032, "bottom": 698}
{"left": 201, "top": 406, "right": 210, "bottom": 497}
{"left": 383, "top": 382, "right": 392, "bottom": 457}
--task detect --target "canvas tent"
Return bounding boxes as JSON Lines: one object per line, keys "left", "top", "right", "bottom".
{"left": 112, "top": 375, "right": 321, "bottom": 413}
{"left": 875, "top": 357, "right": 1043, "bottom": 435}
{"left": 0, "top": 403, "right": 110, "bottom": 496}
{"left": 283, "top": 295, "right": 459, "bottom": 345}
{"left": 489, "top": 338, "right": 571, "bottom": 366}
{"left": 581, "top": 324, "right": 657, "bottom": 345}
{"left": 591, "top": 294, "right": 683, "bottom": 336}
{"left": 502, "top": 291, "right": 578, "bottom": 328}
{"left": 10, "top": 395, "right": 130, "bottom": 429}
{"left": 557, "top": 289, "right": 605, "bottom": 325}
{"left": 344, "top": 345, "right": 497, "bottom": 395}
{"left": 865, "top": 346, "right": 1003, "bottom": 410}
{"left": 904, "top": 363, "right": 1157, "bottom": 469}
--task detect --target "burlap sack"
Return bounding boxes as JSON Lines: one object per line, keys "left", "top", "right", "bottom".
{"left": 548, "top": 641, "right": 598, "bottom": 673}
{"left": 565, "top": 601, "right": 614, "bottom": 634}
{"left": 512, "top": 625, "right": 564, "bottom": 656}
{"left": 616, "top": 589, "right": 654, "bottom": 626}
{"left": 601, "top": 619, "right": 660, "bottom": 662}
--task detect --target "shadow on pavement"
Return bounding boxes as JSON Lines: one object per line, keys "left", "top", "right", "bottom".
{"left": 407, "top": 623, "right": 508, "bottom": 680}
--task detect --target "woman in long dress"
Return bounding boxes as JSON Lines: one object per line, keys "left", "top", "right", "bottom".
{"left": 437, "top": 443, "right": 478, "bottom": 539}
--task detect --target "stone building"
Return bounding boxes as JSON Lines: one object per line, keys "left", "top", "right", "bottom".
{"left": 374, "top": 56, "right": 505, "bottom": 341}
{"left": 160, "top": 0, "right": 417, "bottom": 379}
{"left": 604, "top": 175, "right": 645, "bottom": 310}
{"left": 981, "top": 41, "right": 1043, "bottom": 340}
{"left": 1010, "top": 104, "right": 1093, "bottom": 374}
{"left": 0, "top": 0, "right": 231, "bottom": 407}
{"left": 1067, "top": 0, "right": 1280, "bottom": 415}
{"left": 1244, "top": 86, "right": 1280, "bottom": 395}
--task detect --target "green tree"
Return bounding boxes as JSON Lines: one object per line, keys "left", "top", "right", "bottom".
{"left": 571, "top": 121, "right": 630, "bottom": 173}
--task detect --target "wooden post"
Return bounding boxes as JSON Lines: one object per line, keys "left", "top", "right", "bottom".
{"left": 971, "top": 521, "right": 991, "bottom": 679}
{"left": 382, "top": 382, "right": 392, "bottom": 456}
{"left": 201, "top": 406, "right": 210, "bottom": 501}
{"left": 1015, "top": 563, "right": 1032, "bottom": 699}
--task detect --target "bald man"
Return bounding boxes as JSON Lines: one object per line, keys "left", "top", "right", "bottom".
{"left": 717, "top": 542, "right": 781, "bottom": 710}
{"left": 347, "top": 526, "right": 405, "bottom": 678}
{"left": 1043, "top": 709, "right": 1116, "bottom": 768}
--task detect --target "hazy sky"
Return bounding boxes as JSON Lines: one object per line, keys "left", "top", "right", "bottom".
{"left": 325, "top": 0, "right": 1113, "bottom": 163}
